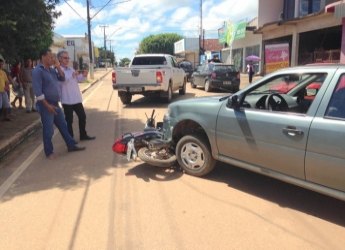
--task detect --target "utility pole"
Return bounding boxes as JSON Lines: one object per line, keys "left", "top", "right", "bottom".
{"left": 107, "top": 39, "right": 114, "bottom": 52}
{"left": 86, "top": 0, "right": 94, "bottom": 79}
{"left": 99, "top": 25, "right": 108, "bottom": 51}
{"left": 199, "top": 0, "right": 203, "bottom": 63}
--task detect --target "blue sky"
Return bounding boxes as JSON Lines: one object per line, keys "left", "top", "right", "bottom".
{"left": 54, "top": 0, "right": 258, "bottom": 60}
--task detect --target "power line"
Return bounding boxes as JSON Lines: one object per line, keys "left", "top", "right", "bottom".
{"left": 91, "top": 0, "right": 131, "bottom": 9}
{"left": 91, "top": 0, "right": 131, "bottom": 19}
{"left": 63, "top": 0, "right": 87, "bottom": 22}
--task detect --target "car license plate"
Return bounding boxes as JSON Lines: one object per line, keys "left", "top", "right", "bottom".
{"left": 224, "top": 81, "right": 231, "bottom": 85}
{"left": 130, "top": 87, "right": 142, "bottom": 92}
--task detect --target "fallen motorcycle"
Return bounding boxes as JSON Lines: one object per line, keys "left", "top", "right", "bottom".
{"left": 112, "top": 109, "right": 176, "bottom": 167}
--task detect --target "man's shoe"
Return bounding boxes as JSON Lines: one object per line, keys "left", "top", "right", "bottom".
{"left": 68, "top": 145, "right": 86, "bottom": 152}
{"left": 80, "top": 135, "right": 96, "bottom": 141}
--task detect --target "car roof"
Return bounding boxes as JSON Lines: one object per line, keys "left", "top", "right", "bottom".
{"left": 280, "top": 64, "right": 345, "bottom": 70}
{"left": 134, "top": 54, "right": 172, "bottom": 57}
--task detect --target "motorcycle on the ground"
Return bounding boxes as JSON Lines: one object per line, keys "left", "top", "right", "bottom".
{"left": 112, "top": 110, "right": 176, "bottom": 167}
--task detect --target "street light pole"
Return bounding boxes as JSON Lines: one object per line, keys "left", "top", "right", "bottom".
{"left": 86, "top": 0, "right": 94, "bottom": 79}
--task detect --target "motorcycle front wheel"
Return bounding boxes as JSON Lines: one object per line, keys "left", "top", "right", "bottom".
{"left": 138, "top": 147, "right": 176, "bottom": 168}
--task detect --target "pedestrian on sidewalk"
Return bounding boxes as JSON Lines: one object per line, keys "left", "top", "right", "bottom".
{"left": 20, "top": 58, "right": 36, "bottom": 113}
{"left": 0, "top": 58, "right": 11, "bottom": 121}
{"left": 32, "top": 49, "right": 85, "bottom": 159}
{"left": 247, "top": 62, "right": 254, "bottom": 84}
{"left": 57, "top": 50, "right": 95, "bottom": 141}
{"left": 10, "top": 62, "right": 24, "bottom": 109}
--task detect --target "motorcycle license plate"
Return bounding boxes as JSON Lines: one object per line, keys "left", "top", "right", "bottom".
{"left": 126, "top": 139, "right": 136, "bottom": 161}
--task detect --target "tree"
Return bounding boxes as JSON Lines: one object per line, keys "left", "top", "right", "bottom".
{"left": 137, "top": 33, "right": 183, "bottom": 55}
{"left": 119, "top": 58, "right": 131, "bottom": 67}
{"left": 0, "top": 0, "right": 61, "bottom": 62}
{"left": 98, "top": 47, "right": 115, "bottom": 66}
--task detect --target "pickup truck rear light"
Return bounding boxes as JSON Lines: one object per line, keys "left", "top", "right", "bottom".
{"left": 211, "top": 72, "right": 216, "bottom": 79}
{"left": 112, "top": 72, "right": 116, "bottom": 83}
{"left": 156, "top": 71, "right": 163, "bottom": 84}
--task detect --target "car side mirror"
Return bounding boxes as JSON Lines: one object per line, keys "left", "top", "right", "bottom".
{"left": 228, "top": 95, "right": 240, "bottom": 109}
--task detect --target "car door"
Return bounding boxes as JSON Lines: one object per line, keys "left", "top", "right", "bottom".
{"left": 305, "top": 72, "right": 345, "bottom": 193}
{"left": 215, "top": 71, "right": 331, "bottom": 179}
{"left": 192, "top": 65, "right": 204, "bottom": 86}
{"left": 168, "top": 56, "right": 184, "bottom": 89}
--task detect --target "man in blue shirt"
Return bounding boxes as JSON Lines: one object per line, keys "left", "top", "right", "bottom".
{"left": 32, "top": 49, "right": 85, "bottom": 159}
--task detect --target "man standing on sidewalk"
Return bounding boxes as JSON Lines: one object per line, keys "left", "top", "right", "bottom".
{"left": 32, "top": 49, "right": 85, "bottom": 159}
{"left": 57, "top": 50, "right": 95, "bottom": 141}
{"left": 0, "top": 58, "right": 11, "bottom": 121}
{"left": 20, "top": 58, "right": 36, "bottom": 113}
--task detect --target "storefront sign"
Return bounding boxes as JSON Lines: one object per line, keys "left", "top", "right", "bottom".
{"left": 265, "top": 43, "right": 290, "bottom": 73}
{"left": 220, "top": 21, "right": 247, "bottom": 45}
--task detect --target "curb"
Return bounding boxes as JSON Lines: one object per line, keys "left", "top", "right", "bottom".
{"left": 0, "top": 70, "right": 111, "bottom": 160}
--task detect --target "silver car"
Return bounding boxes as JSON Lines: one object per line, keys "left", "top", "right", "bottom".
{"left": 162, "top": 65, "right": 345, "bottom": 201}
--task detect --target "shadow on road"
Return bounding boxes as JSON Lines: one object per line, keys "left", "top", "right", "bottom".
{"left": 206, "top": 161, "right": 345, "bottom": 227}
{"left": 125, "top": 163, "right": 183, "bottom": 182}
{"left": 121, "top": 92, "right": 196, "bottom": 109}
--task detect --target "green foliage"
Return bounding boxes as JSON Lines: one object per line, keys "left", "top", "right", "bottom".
{"left": 119, "top": 58, "right": 131, "bottom": 67}
{"left": 0, "top": 0, "right": 61, "bottom": 62}
{"left": 137, "top": 33, "right": 183, "bottom": 55}
{"left": 98, "top": 47, "right": 115, "bottom": 65}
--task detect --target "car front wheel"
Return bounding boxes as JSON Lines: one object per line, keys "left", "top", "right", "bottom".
{"left": 176, "top": 134, "right": 216, "bottom": 177}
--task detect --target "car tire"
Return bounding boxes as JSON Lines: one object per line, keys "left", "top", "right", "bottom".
{"left": 119, "top": 92, "right": 132, "bottom": 105}
{"left": 179, "top": 78, "right": 186, "bottom": 95}
{"left": 204, "top": 80, "right": 212, "bottom": 92}
{"left": 191, "top": 78, "right": 197, "bottom": 88}
{"left": 176, "top": 134, "right": 216, "bottom": 177}
{"left": 164, "top": 85, "right": 173, "bottom": 103}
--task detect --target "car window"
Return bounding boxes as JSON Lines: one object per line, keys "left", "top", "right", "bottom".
{"left": 242, "top": 73, "right": 327, "bottom": 114}
{"left": 214, "top": 65, "right": 237, "bottom": 73}
{"left": 132, "top": 56, "right": 167, "bottom": 65}
{"left": 171, "top": 57, "right": 178, "bottom": 68}
{"left": 325, "top": 74, "right": 345, "bottom": 120}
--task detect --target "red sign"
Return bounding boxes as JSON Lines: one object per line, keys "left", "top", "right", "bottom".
{"left": 265, "top": 43, "right": 289, "bottom": 73}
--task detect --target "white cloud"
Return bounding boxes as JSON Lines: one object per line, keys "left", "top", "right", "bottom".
{"left": 54, "top": 0, "right": 258, "bottom": 60}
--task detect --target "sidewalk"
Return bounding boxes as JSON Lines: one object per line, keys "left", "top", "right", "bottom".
{"left": 0, "top": 69, "right": 111, "bottom": 160}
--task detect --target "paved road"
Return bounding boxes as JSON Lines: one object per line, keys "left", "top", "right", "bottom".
{"left": 0, "top": 73, "right": 344, "bottom": 249}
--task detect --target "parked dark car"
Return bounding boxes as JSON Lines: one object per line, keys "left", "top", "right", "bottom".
{"left": 178, "top": 60, "right": 194, "bottom": 82}
{"left": 191, "top": 63, "right": 240, "bottom": 92}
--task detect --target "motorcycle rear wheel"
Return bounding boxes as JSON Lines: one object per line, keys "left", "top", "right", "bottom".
{"left": 138, "top": 147, "right": 176, "bottom": 168}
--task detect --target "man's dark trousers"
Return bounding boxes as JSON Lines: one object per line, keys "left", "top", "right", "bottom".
{"left": 62, "top": 103, "right": 87, "bottom": 139}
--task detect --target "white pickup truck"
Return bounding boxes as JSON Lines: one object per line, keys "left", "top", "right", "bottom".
{"left": 112, "top": 54, "right": 187, "bottom": 104}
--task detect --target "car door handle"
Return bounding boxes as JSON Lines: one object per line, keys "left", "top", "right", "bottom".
{"left": 282, "top": 127, "right": 304, "bottom": 137}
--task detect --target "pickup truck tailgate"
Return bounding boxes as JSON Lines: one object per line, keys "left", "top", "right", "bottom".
{"left": 116, "top": 68, "right": 160, "bottom": 85}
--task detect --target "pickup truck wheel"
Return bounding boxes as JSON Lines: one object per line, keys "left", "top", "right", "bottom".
{"left": 179, "top": 79, "right": 186, "bottom": 95}
{"left": 176, "top": 134, "right": 216, "bottom": 177}
{"left": 204, "top": 80, "right": 212, "bottom": 92}
{"left": 119, "top": 92, "right": 132, "bottom": 105}
{"left": 164, "top": 85, "right": 173, "bottom": 103}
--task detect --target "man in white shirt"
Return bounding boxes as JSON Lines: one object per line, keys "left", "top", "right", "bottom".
{"left": 57, "top": 50, "right": 95, "bottom": 141}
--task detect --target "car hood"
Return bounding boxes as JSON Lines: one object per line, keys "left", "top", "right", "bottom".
{"left": 168, "top": 95, "right": 230, "bottom": 119}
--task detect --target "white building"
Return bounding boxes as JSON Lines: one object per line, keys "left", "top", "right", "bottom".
{"left": 62, "top": 34, "right": 94, "bottom": 68}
